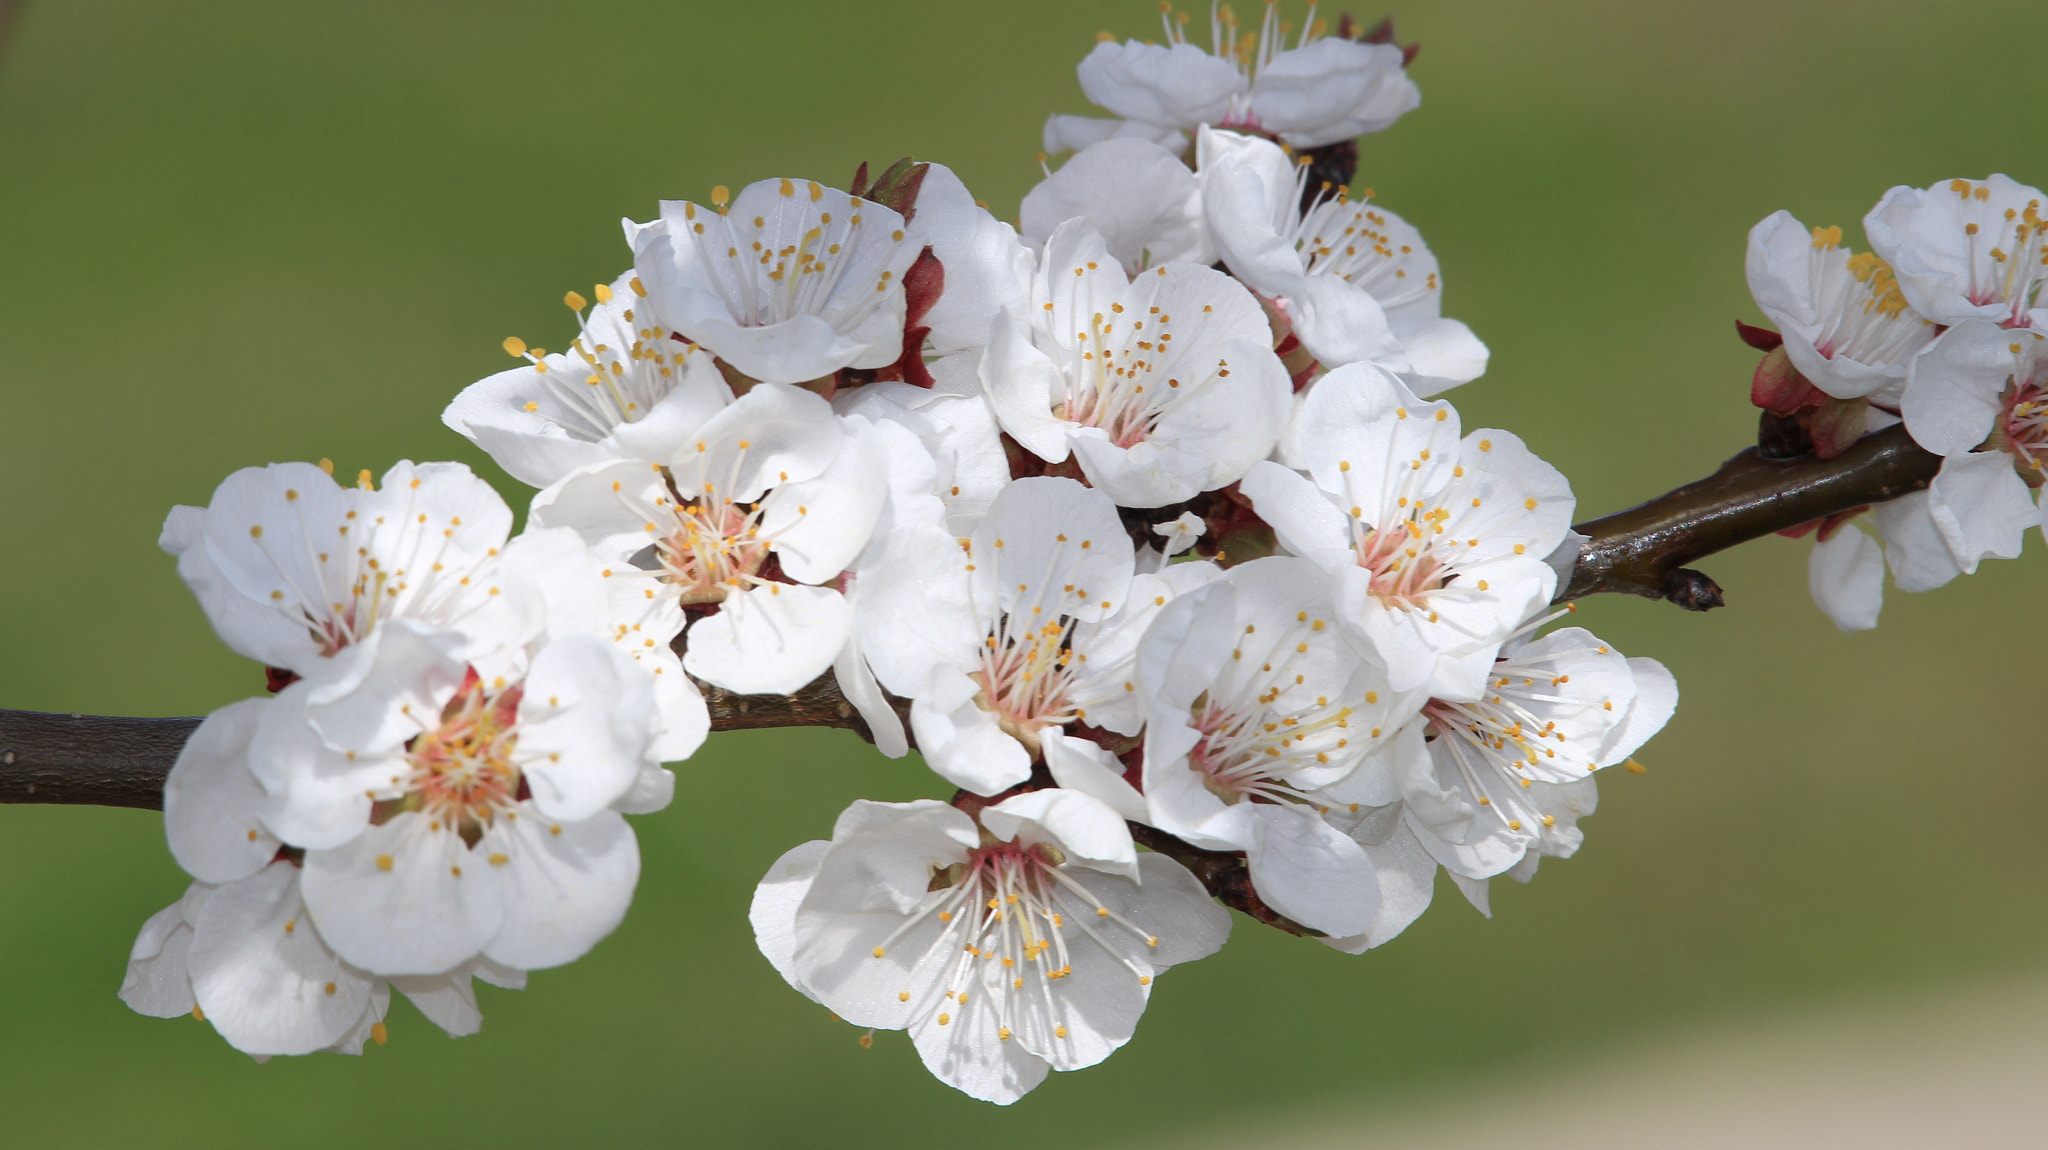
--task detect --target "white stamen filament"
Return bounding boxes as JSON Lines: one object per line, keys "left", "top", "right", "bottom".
{"left": 878, "top": 840, "right": 1160, "bottom": 1048}
{"left": 261, "top": 479, "right": 498, "bottom": 657}
{"left": 1048, "top": 287, "right": 1207, "bottom": 447}
{"left": 1802, "top": 227, "right": 1929, "bottom": 366}
{"left": 511, "top": 295, "right": 685, "bottom": 440}
{"left": 1184, "top": 615, "right": 1361, "bottom": 806}
{"left": 1159, "top": 2, "right": 1326, "bottom": 132}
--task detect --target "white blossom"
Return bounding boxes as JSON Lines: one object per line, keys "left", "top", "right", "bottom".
{"left": 857, "top": 476, "right": 1214, "bottom": 795}
{"left": 162, "top": 460, "right": 546, "bottom": 684}
{"left": 242, "top": 620, "right": 658, "bottom": 976}
{"left": 1198, "top": 127, "right": 1487, "bottom": 392}
{"left": 1362, "top": 618, "right": 1674, "bottom": 882}
{"left": 1745, "top": 212, "right": 1934, "bottom": 403}
{"left": 628, "top": 177, "right": 920, "bottom": 384}
{"left": 983, "top": 220, "right": 1290, "bottom": 507}
{"left": 530, "top": 381, "right": 890, "bottom": 699}
{"left": 1798, "top": 326, "right": 2048, "bottom": 632}
{"left": 443, "top": 271, "right": 734, "bottom": 489}
{"left": 1241, "top": 364, "right": 1574, "bottom": 699}
{"left": 751, "top": 792, "right": 1229, "bottom": 1104}
{"left": 1864, "top": 175, "right": 2048, "bottom": 329}
{"left": 1136, "top": 556, "right": 1420, "bottom": 937}
{"left": 1045, "top": 3, "right": 1419, "bottom": 155}
{"left": 127, "top": 697, "right": 527, "bottom": 1056}
{"left": 1309, "top": 617, "right": 1673, "bottom": 940}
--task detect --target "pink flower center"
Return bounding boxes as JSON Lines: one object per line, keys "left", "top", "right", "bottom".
{"left": 398, "top": 670, "right": 522, "bottom": 847}
{"left": 1053, "top": 307, "right": 1196, "bottom": 449}
{"left": 657, "top": 498, "right": 774, "bottom": 605}
{"left": 1354, "top": 517, "right": 1451, "bottom": 605}
{"left": 1999, "top": 376, "right": 2048, "bottom": 473}
{"left": 974, "top": 619, "right": 1080, "bottom": 753}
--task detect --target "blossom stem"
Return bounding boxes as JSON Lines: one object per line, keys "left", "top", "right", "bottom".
{"left": 1558, "top": 421, "right": 1941, "bottom": 609}
{"left": 0, "top": 422, "right": 1945, "bottom": 812}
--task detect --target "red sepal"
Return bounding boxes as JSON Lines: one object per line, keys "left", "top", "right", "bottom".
{"left": 1751, "top": 346, "right": 1818, "bottom": 414}
{"left": 1808, "top": 396, "right": 1870, "bottom": 460}
{"left": 1735, "top": 319, "right": 1784, "bottom": 352}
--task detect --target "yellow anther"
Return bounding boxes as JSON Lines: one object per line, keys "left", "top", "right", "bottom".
{"left": 503, "top": 336, "right": 528, "bottom": 357}
{"left": 564, "top": 291, "right": 587, "bottom": 311}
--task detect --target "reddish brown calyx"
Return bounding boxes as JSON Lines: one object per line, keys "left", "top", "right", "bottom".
{"left": 1345, "top": 14, "right": 1420, "bottom": 65}
{"left": 875, "top": 245, "right": 944, "bottom": 389}
{"left": 1739, "top": 320, "right": 1868, "bottom": 460}
{"left": 1189, "top": 483, "right": 1278, "bottom": 567}
{"left": 848, "top": 157, "right": 930, "bottom": 223}
{"left": 1777, "top": 506, "right": 1870, "bottom": 541}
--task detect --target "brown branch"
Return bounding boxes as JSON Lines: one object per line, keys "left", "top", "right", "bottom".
{"left": 0, "top": 419, "right": 1956, "bottom": 938}
{"left": 0, "top": 423, "right": 1949, "bottom": 814}
{"left": 0, "top": 710, "right": 200, "bottom": 809}
{"left": 1559, "top": 422, "right": 1942, "bottom": 609}
{"left": 699, "top": 674, "right": 909, "bottom": 741}
{"left": 0, "top": 671, "right": 902, "bottom": 813}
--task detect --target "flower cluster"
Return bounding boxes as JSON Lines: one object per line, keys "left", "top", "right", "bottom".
{"left": 126, "top": 5, "right": 1677, "bottom": 1103}
{"left": 1743, "top": 176, "right": 2048, "bottom": 630}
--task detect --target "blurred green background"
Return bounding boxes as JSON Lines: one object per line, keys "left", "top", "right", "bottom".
{"left": 2, "top": 0, "right": 2045, "bottom": 1144}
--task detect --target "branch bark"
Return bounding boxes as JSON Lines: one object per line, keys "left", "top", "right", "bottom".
{"left": 0, "top": 710, "right": 199, "bottom": 808}
{"left": 1559, "top": 422, "right": 1941, "bottom": 608}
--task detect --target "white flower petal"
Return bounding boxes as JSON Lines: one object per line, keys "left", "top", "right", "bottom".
{"left": 983, "top": 789, "right": 1139, "bottom": 881}
{"left": 121, "top": 883, "right": 211, "bottom": 1018}
{"left": 1247, "top": 803, "right": 1380, "bottom": 938}
{"left": 165, "top": 698, "right": 278, "bottom": 884}
{"left": 1020, "top": 138, "right": 1212, "bottom": 271}
{"left": 187, "top": 863, "right": 376, "bottom": 1055}
{"left": 1904, "top": 320, "right": 2023, "bottom": 457}
{"left": 748, "top": 839, "right": 830, "bottom": 1002}
{"left": 484, "top": 808, "right": 639, "bottom": 971}
{"left": 1809, "top": 523, "right": 1885, "bottom": 631}
{"left": 910, "top": 671, "right": 1035, "bottom": 797}
{"left": 300, "top": 812, "right": 506, "bottom": 976}
{"left": 682, "top": 583, "right": 850, "bottom": 696}
{"left": 1250, "top": 39, "right": 1419, "bottom": 146}
{"left": 515, "top": 635, "right": 656, "bottom": 822}
{"left": 1872, "top": 491, "right": 1964, "bottom": 593}
{"left": 1076, "top": 40, "right": 1243, "bottom": 129}
{"left": 1927, "top": 450, "right": 2036, "bottom": 574}
{"left": 1323, "top": 818, "right": 1438, "bottom": 953}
